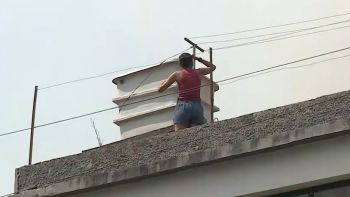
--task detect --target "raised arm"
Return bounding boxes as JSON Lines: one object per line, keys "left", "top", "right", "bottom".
{"left": 194, "top": 56, "right": 216, "bottom": 76}
{"left": 158, "top": 72, "right": 177, "bottom": 93}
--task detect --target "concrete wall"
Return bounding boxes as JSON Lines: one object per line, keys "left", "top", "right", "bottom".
{"left": 15, "top": 89, "right": 350, "bottom": 192}
{"left": 66, "top": 135, "right": 350, "bottom": 197}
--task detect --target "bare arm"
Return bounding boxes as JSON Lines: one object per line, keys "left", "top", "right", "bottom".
{"left": 195, "top": 56, "right": 216, "bottom": 75}
{"left": 158, "top": 72, "right": 177, "bottom": 93}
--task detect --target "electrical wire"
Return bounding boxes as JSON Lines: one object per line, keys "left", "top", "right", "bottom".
{"left": 197, "top": 25, "right": 350, "bottom": 45}
{"left": 39, "top": 65, "right": 153, "bottom": 90}
{"left": 197, "top": 29, "right": 306, "bottom": 45}
{"left": 220, "top": 54, "right": 350, "bottom": 85}
{"left": 211, "top": 25, "right": 350, "bottom": 52}
{"left": 1, "top": 46, "right": 350, "bottom": 138}
{"left": 0, "top": 193, "right": 14, "bottom": 197}
{"left": 37, "top": 18, "right": 350, "bottom": 91}
{"left": 212, "top": 19, "right": 350, "bottom": 51}
{"left": 189, "top": 12, "right": 350, "bottom": 39}
{"left": 245, "top": 25, "right": 350, "bottom": 46}
{"left": 38, "top": 48, "right": 192, "bottom": 91}
{"left": 193, "top": 19, "right": 350, "bottom": 56}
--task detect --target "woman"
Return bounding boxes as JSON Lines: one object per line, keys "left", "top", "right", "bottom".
{"left": 158, "top": 53, "right": 216, "bottom": 131}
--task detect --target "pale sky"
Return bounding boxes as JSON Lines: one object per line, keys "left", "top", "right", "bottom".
{"left": 1, "top": 0, "right": 350, "bottom": 195}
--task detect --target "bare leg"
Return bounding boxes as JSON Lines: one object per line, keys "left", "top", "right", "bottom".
{"left": 174, "top": 124, "right": 188, "bottom": 131}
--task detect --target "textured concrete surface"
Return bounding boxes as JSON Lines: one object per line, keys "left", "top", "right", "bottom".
{"left": 83, "top": 125, "right": 174, "bottom": 153}
{"left": 13, "top": 118, "right": 350, "bottom": 197}
{"left": 15, "top": 90, "right": 350, "bottom": 193}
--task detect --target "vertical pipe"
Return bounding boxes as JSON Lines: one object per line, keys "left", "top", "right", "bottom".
{"left": 209, "top": 47, "right": 214, "bottom": 122}
{"left": 193, "top": 47, "right": 196, "bottom": 69}
{"left": 28, "top": 86, "right": 38, "bottom": 165}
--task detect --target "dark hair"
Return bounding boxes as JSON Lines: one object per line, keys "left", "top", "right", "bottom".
{"left": 179, "top": 53, "right": 193, "bottom": 69}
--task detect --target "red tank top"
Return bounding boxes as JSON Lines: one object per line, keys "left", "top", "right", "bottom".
{"left": 178, "top": 69, "right": 201, "bottom": 100}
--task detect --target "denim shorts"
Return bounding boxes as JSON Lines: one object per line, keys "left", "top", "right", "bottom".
{"left": 173, "top": 99, "right": 204, "bottom": 125}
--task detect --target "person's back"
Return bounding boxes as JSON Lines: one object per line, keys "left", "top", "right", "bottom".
{"left": 178, "top": 68, "right": 201, "bottom": 100}
{"left": 158, "top": 53, "right": 216, "bottom": 131}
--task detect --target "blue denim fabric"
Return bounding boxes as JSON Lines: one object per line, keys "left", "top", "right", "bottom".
{"left": 173, "top": 99, "right": 204, "bottom": 125}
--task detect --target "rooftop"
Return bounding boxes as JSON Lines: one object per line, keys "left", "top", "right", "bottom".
{"left": 14, "top": 89, "right": 350, "bottom": 196}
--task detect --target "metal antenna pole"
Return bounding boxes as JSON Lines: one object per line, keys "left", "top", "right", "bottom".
{"left": 184, "top": 37, "right": 214, "bottom": 122}
{"left": 28, "top": 86, "right": 38, "bottom": 165}
{"left": 193, "top": 47, "right": 196, "bottom": 68}
{"left": 209, "top": 47, "right": 214, "bottom": 122}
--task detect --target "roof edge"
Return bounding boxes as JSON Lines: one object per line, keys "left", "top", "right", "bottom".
{"left": 14, "top": 118, "right": 350, "bottom": 197}
{"left": 112, "top": 59, "right": 179, "bottom": 85}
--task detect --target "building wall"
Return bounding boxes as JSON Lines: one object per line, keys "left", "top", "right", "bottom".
{"left": 68, "top": 135, "right": 350, "bottom": 197}
{"left": 15, "top": 90, "right": 350, "bottom": 192}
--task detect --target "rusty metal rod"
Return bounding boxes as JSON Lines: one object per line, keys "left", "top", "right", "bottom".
{"left": 28, "top": 86, "right": 38, "bottom": 165}
{"left": 209, "top": 47, "right": 214, "bottom": 122}
{"left": 193, "top": 47, "right": 196, "bottom": 68}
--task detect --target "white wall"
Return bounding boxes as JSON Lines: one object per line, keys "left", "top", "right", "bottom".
{"left": 117, "top": 89, "right": 178, "bottom": 117}
{"left": 114, "top": 61, "right": 180, "bottom": 98}
{"left": 120, "top": 108, "right": 175, "bottom": 139}
{"left": 69, "top": 134, "right": 350, "bottom": 197}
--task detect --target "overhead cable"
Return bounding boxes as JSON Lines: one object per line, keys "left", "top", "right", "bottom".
{"left": 198, "top": 25, "right": 350, "bottom": 45}
{"left": 39, "top": 48, "right": 191, "bottom": 91}
{"left": 220, "top": 54, "right": 350, "bottom": 85}
{"left": 38, "top": 19, "right": 350, "bottom": 90}
{"left": 189, "top": 12, "right": 350, "bottom": 39}
{"left": 1, "top": 46, "right": 350, "bottom": 138}
{"left": 212, "top": 19, "right": 350, "bottom": 51}
{"left": 39, "top": 65, "right": 153, "bottom": 90}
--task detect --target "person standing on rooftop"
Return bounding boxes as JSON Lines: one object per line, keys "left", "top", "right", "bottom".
{"left": 158, "top": 53, "right": 216, "bottom": 131}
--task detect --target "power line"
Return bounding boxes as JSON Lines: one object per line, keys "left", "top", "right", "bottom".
{"left": 1, "top": 46, "right": 350, "bottom": 138}
{"left": 39, "top": 65, "right": 152, "bottom": 90}
{"left": 38, "top": 48, "right": 191, "bottom": 91}
{"left": 0, "top": 127, "right": 32, "bottom": 137}
{"left": 212, "top": 19, "right": 350, "bottom": 51}
{"left": 193, "top": 20, "right": 350, "bottom": 56}
{"left": 197, "top": 25, "right": 350, "bottom": 45}
{"left": 212, "top": 25, "right": 350, "bottom": 51}
{"left": 0, "top": 193, "right": 14, "bottom": 197}
{"left": 37, "top": 18, "right": 350, "bottom": 91}
{"left": 249, "top": 25, "right": 350, "bottom": 45}
{"left": 189, "top": 12, "right": 350, "bottom": 39}
{"left": 220, "top": 54, "right": 350, "bottom": 85}
{"left": 197, "top": 29, "right": 304, "bottom": 45}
